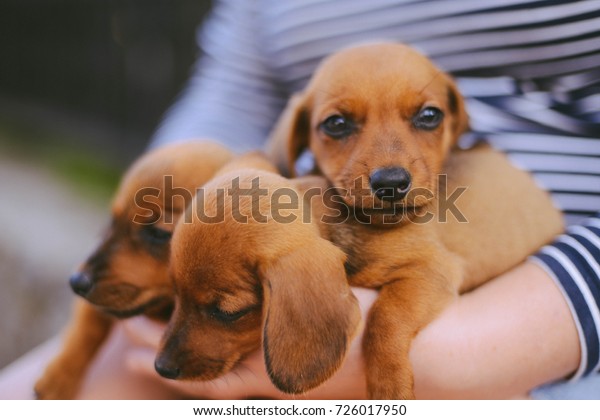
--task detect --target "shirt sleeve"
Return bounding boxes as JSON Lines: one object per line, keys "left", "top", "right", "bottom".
{"left": 149, "top": 0, "right": 287, "bottom": 153}
{"left": 530, "top": 212, "right": 600, "bottom": 380}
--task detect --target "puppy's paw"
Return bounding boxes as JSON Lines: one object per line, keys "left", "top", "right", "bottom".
{"left": 367, "top": 375, "right": 415, "bottom": 400}
{"left": 34, "top": 367, "right": 80, "bottom": 400}
{"left": 366, "top": 359, "right": 416, "bottom": 400}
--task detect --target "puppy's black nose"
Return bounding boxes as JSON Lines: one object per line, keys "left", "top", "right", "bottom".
{"left": 370, "top": 167, "right": 412, "bottom": 202}
{"left": 69, "top": 271, "right": 93, "bottom": 296}
{"left": 155, "top": 357, "right": 180, "bottom": 380}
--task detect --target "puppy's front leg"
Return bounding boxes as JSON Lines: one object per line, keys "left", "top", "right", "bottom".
{"left": 35, "top": 299, "right": 113, "bottom": 399}
{"left": 363, "top": 259, "right": 460, "bottom": 399}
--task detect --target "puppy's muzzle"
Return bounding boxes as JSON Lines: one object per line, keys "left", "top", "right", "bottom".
{"left": 369, "top": 167, "right": 412, "bottom": 202}
{"left": 69, "top": 271, "right": 94, "bottom": 297}
{"left": 154, "top": 354, "right": 181, "bottom": 379}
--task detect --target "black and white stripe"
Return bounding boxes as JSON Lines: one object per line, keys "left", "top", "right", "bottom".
{"left": 532, "top": 216, "right": 600, "bottom": 380}
{"left": 153, "top": 0, "right": 600, "bottom": 221}
{"left": 151, "top": 0, "right": 600, "bottom": 379}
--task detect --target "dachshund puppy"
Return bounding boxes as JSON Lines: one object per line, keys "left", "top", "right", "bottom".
{"left": 154, "top": 163, "right": 362, "bottom": 395}
{"left": 327, "top": 146, "right": 563, "bottom": 399}
{"left": 154, "top": 148, "right": 562, "bottom": 398}
{"left": 34, "top": 141, "right": 232, "bottom": 399}
{"left": 267, "top": 42, "right": 468, "bottom": 202}
{"left": 266, "top": 43, "right": 564, "bottom": 398}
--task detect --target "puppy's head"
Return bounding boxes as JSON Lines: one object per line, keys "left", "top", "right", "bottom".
{"left": 69, "top": 141, "right": 232, "bottom": 319}
{"left": 155, "top": 170, "right": 361, "bottom": 394}
{"left": 268, "top": 43, "right": 468, "bottom": 218}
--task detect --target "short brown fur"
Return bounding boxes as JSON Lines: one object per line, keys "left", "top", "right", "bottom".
{"left": 156, "top": 148, "right": 563, "bottom": 398}
{"left": 34, "top": 141, "right": 233, "bottom": 399}
{"left": 266, "top": 43, "right": 564, "bottom": 398}
{"left": 155, "top": 161, "right": 362, "bottom": 395}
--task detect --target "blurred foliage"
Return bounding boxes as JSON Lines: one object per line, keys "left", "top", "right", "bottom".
{"left": 0, "top": 117, "right": 121, "bottom": 203}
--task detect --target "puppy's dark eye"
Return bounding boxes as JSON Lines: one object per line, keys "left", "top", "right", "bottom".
{"left": 139, "top": 225, "right": 172, "bottom": 246}
{"left": 319, "top": 114, "right": 354, "bottom": 139}
{"left": 413, "top": 107, "right": 444, "bottom": 130}
{"left": 210, "top": 306, "right": 248, "bottom": 323}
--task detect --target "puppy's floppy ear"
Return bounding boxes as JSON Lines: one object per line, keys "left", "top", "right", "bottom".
{"left": 260, "top": 239, "right": 361, "bottom": 394}
{"left": 446, "top": 80, "right": 470, "bottom": 146}
{"left": 265, "top": 93, "right": 311, "bottom": 177}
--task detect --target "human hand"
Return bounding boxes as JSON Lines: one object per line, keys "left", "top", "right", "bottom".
{"left": 122, "top": 288, "right": 378, "bottom": 399}
{"left": 122, "top": 261, "right": 578, "bottom": 400}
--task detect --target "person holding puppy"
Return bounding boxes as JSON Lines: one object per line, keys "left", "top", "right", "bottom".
{"left": 147, "top": 0, "right": 600, "bottom": 399}
{"left": 1, "top": 0, "right": 598, "bottom": 399}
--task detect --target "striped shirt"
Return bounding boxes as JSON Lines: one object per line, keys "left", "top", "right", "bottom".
{"left": 151, "top": 0, "right": 600, "bottom": 381}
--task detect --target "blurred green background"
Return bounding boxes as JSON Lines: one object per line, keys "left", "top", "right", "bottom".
{"left": 0, "top": 0, "right": 212, "bottom": 369}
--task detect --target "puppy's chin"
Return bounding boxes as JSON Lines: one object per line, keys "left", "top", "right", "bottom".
{"left": 339, "top": 192, "right": 434, "bottom": 226}
{"left": 176, "top": 357, "right": 239, "bottom": 382}
{"left": 350, "top": 204, "right": 419, "bottom": 226}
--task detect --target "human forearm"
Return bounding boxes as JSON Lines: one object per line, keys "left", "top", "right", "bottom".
{"left": 150, "top": 0, "right": 285, "bottom": 152}
{"left": 411, "top": 261, "right": 580, "bottom": 399}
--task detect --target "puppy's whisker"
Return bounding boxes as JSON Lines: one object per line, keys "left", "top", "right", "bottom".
{"left": 312, "top": 86, "right": 339, "bottom": 98}
{"left": 418, "top": 70, "right": 443, "bottom": 95}
{"left": 235, "top": 363, "right": 256, "bottom": 383}
{"left": 203, "top": 379, "right": 219, "bottom": 393}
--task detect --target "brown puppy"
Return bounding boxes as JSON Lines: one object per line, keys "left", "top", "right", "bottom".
{"left": 154, "top": 162, "right": 362, "bottom": 394}
{"left": 154, "top": 147, "right": 562, "bottom": 398}
{"left": 268, "top": 42, "right": 467, "bottom": 212}
{"left": 34, "top": 141, "right": 232, "bottom": 399}
{"left": 267, "top": 43, "right": 564, "bottom": 398}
